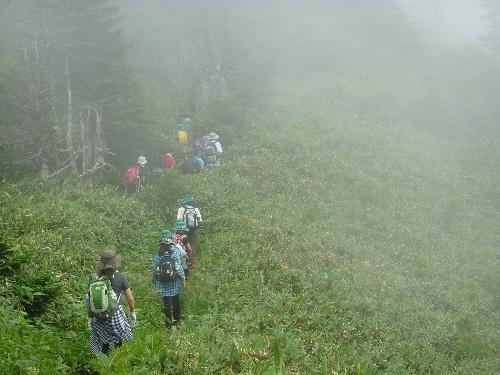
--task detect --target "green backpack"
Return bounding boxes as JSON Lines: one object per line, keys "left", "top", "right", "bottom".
{"left": 87, "top": 274, "right": 118, "bottom": 318}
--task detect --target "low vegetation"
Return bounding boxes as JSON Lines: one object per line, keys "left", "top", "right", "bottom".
{"left": 1, "top": 2, "right": 499, "bottom": 373}
{"left": 1, "top": 93, "right": 498, "bottom": 373}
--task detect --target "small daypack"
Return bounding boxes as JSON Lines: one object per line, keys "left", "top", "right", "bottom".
{"left": 163, "top": 154, "right": 176, "bottom": 169}
{"left": 155, "top": 246, "right": 179, "bottom": 282}
{"left": 183, "top": 206, "right": 199, "bottom": 228}
{"left": 87, "top": 274, "right": 118, "bottom": 319}
{"left": 202, "top": 141, "right": 217, "bottom": 158}
{"left": 123, "top": 165, "right": 140, "bottom": 186}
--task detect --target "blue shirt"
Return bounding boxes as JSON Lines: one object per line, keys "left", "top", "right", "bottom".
{"left": 152, "top": 247, "right": 185, "bottom": 297}
{"left": 195, "top": 157, "right": 204, "bottom": 168}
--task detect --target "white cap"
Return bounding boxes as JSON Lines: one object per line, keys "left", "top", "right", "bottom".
{"left": 137, "top": 156, "right": 147, "bottom": 165}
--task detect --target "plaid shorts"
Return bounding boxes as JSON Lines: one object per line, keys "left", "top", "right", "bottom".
{"left": 89, "top": 305, "right": 132, "bottom": 355}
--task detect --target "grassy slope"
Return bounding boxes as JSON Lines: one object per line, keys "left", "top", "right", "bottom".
{"left": 1, "top": 90, "right": 499, "bottom": 374}
{"left": 175, "top": 112, "right": 499, "bottom": 374}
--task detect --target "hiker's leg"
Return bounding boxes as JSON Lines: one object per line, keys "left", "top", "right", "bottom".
{"left": 189, "top": 229, "right": 198, "bottom": 257}
{"left": 162, "top": 296, "right": 173, "bottom": 326}
{"left": 102, "top": 343, "right": 111, "bottom": 355}
{"left": 136, "top": 176, "right": 141, "bottom": 192}
{"left": 187, "top": 230, "right": 194, "bottom": 255}
{"left": 172, "top": 294, "right": 181, "bottom": 323}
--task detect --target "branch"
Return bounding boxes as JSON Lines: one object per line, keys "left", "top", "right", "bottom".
{"left": 79, "top": 161, "right": 114, "bottom": 177}
{"left": 46, "top": 163, "right": 71, "bottom": 179}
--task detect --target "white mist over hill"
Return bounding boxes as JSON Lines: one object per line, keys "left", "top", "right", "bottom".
{"left": 400, "top": 0, "right": 487, "bottom": 44}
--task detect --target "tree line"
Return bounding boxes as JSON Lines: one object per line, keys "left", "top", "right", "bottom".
{"left": 0, "top": 0, "right": 499, "bottom": 180}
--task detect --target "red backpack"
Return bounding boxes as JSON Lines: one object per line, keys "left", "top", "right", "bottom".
{"left": 163, "top": 154, "right": 176, "bottom": 169}
{"left": 123, "top": 165, "right": 140, "bottom": 186}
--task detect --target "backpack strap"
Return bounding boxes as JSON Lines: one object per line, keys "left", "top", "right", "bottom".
{"left": 182, "top": 205, "right": 192, "bottom": 217}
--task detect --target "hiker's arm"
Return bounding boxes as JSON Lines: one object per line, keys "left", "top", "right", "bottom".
{"left": 151, "top": 258, "right": 158, "bottom": 283}
{"left": 186, "top": 242, "right": 193, "bottom": 257}
{"left": 123, "top": 288, "right": 135, "bottom": 312}
{"left": 176, "top": 207, "right": 184, "bottom": 220}
{"left": 175, "top": 252, "right": 185, "bottom": 280}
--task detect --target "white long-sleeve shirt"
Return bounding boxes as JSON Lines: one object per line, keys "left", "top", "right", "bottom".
{"left": 214, "top": 141, "right": 222, "bottom": 154}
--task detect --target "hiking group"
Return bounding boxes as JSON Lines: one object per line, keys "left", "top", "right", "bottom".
{"left": 86, "top": 194, "right": 202, "bottom": 355}
{"left": 176, "top": 130, "right": 223, "bottom": 173}
{"left": 123, "top": 113, "right": 223, "bottom": 193}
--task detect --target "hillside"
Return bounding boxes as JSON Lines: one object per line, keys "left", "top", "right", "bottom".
{"left": 1, "top": 1, "right": 500, "bottom": 373}
{"left": 1, "top": 88, "right": 499, "bottom": 373}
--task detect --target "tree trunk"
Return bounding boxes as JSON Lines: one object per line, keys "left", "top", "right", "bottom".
{"left": 94, "top": 110, "right": 104, "bottom": 167}
{"left": 40, "top": 162, "right": 49, "bottom": 179}
{"left": 80, "top": 107, "right": 87, "bottom": 174}
{"left": 65, "top": 59, "right": 78, "bottom": 176}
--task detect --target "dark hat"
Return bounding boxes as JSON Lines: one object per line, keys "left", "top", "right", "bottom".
{"left": 97, "top": 250, "right": 121, "bottom": 271}
{"left": 181, "top": 195, "right": 194, "bottom": 204}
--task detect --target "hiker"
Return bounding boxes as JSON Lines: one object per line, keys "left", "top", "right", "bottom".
{"left": 173, "top": 219, "right": 195, "bottom": 276}
{"left": 162, "top": 153, "right": 176, "bottom": 169}
{"left": 176, "top": 195, "right": 202, "bottom": 257}
{"left": 176, "top": 114, "right": 191, "bottom": 146}
{"left": 180, "top": 156, "right": 204, "bottom": 174}
{"left": 182, "top": 114, "right": 192, "bottom": 129}
{"left": 209, "top": 132, "right": 223, "bottom": 156}
{"left": 201, "top": 132, "right": 222, "bottom": 167}
{"left": 87, "top": 250, "right": 136, "bottom": 356}
{"left": 123, "top": 156, "right": 148, "bottom": 194}
{"left": 152, "top": 234, "right": 186, "bottom": 327}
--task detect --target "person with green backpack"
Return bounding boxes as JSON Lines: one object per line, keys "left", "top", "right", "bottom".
{"left": 87, "top": 250, "right": 136, "bottom": 355}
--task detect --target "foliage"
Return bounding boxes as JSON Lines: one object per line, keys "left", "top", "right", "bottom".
{"left": 0, "top": 0, "right": 152, "bottom": 179}
{"left": 1, "top": 86, "right": 499, "bottom": 373}
{"left": 0, "top": 1, "right": 499, "bottom": 374}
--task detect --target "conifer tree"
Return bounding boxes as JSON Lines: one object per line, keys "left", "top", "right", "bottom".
{"left": 0, "top": 0, "right": 140, "bottom": 178}
{"left": 483, "top": 0, "right": 500, "bottom": 59}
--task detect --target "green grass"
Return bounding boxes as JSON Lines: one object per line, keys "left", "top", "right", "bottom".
{"left": 1, "top": 92, "right": 499, "bottom": 374}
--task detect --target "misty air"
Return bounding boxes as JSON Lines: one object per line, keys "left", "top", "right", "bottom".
{"left": 0, "top": 0, "right": 498, "bottom": 373}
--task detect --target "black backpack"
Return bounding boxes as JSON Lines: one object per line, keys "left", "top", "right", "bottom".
{"left": 155, "top": 246, "right": 179, "bottom": 282}
{"left": 181, "top": 158, "right": 199, "bottom": 174}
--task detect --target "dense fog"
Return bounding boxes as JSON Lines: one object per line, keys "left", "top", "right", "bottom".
{"left": 0, "top": 1, "right": 498, "bottom": 373}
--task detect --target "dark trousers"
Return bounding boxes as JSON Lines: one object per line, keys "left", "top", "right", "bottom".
{"left": 163, "top": 294, "right": 181, "bottom": 326}
{"left": 187, "top": 229, "right": 198, "bottom": 257}
{"left": 102, "top": 341, "right": 122, "bottom": 355}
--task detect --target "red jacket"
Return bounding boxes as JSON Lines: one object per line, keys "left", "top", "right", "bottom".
{"left": 123, "top": 165, "right": 140, "bottom": 185}
{"left": 163, "top": 154, "right": 176, "bottom": 169}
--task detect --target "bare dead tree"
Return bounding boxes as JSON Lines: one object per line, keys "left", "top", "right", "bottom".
{"left": 185, "top": 1, "right": 228, "bottom": 117}
{"left": 94, "top": 110, "right": 104, "bottom": 168}
{"left": 7, "top": 0, "right": 121, "bottom": 181}
{"left": 21, "top": 12, "right": 66, "bottom": 178}
{"left": 65, "top": 58, "right": 79, "bottom": 176}
{"left": 79, "top": 107, "right": 87, "bottom": 174}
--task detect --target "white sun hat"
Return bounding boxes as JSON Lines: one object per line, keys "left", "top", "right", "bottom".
{"left": 137, "top": 156, "right": 147, "bottom": 165}
{"left": 208, "top": 132, "right": 219, "bottom": 140}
